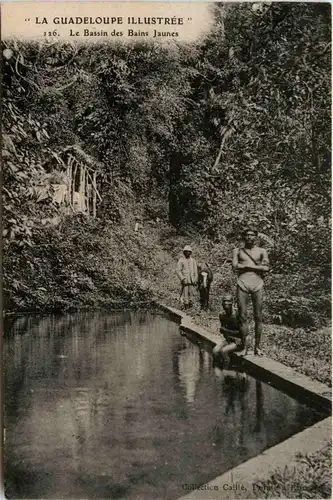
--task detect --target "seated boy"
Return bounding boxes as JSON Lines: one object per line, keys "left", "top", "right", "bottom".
{"left": 213, "top": 295, "right": 245, "bottom": 364}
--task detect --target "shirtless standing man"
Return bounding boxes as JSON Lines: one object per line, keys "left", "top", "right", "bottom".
{"left": 232, "top": 228, "right": 270, "bottom": 356}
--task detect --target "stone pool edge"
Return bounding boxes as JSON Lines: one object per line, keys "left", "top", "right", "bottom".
{"left": 157, "top": 302, "right": 332, "bottom": 410}
{"left": 178, "top": 415, "right": 331, "bottom": 500}
{"left": 157, "top": 303, "right": 332, "bottom": 500}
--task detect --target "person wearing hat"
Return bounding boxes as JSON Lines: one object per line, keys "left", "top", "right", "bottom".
{"left": 176, "top": 245, "right": 198, "bottom": 309}
{"left": 232, "top": 227, "right": 270, "bottom": 356}
{"left": 212, "top": 295, "right": 244, "bottom": 365}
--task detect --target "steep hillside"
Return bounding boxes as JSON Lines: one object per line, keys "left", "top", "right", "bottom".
{"left": 2, "top": 2, "right": 331, "bottom": 381}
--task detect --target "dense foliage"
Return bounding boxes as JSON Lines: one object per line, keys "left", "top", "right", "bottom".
{"left": 2, "top": 3, "right": 331, "bottom": 323}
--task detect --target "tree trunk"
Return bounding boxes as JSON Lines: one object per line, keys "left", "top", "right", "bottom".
{"left": 93, "top": 172, "right": 97, "bottom": 218}
{"left": 168, "top": 151, "right": 182, "bottom": 228}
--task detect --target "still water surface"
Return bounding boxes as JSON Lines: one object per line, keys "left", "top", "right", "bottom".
{"left": 4, "top": 311, "right": 323, "bottom": 499}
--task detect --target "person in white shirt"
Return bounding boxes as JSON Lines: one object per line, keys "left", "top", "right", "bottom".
{"left": 176, "top": 245, "right": 198, "bottom": 310}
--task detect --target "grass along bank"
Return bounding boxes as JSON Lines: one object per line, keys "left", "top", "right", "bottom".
{"left": 247, "top": 442, "right": 332, "bottom": 499}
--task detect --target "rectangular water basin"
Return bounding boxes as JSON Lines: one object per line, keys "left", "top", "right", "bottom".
{"left": 4, "top": 311, "right": 327, "bottom": 499}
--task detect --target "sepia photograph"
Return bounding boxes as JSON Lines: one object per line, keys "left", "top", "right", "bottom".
{"left": 2, "top": 2, "right": 332, "bottom": 499}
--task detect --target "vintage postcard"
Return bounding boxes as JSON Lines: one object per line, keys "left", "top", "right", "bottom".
{"left": 2, "top": 2, "right": 331, "bottom": 499}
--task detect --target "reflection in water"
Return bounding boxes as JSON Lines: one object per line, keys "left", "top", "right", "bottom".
{"left": 214, "top": 367, "right": 250, "bottom": 454}
{"left": 213, "top": 368, "right": 267, "bottom": 455}
{"left": 177, "top": 340, "right": 211, "bottom": 404}
{"left": 178, "top": 343, "right": 201, "bottom": 404}
{"left": 4, "top": 311, "right": 324, "bottom": 500}
{"left": 254, "top": 380, "right": 264, "bottom": 433}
